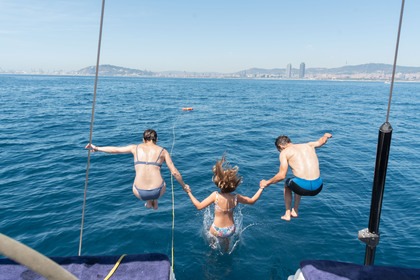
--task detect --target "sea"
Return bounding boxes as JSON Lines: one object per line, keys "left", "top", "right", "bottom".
{"left": 1, "top": 74, "right": 420, "bottom": 280}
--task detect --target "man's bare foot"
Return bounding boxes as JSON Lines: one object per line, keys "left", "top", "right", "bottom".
{"left": 281, "top": 214, "right": 291, "bottom": 221}
{"left": 291, "top": 208, "right": 298, "bottom": 218}
{"left": 281, "top": 210, "right": 291, "bottom": 221}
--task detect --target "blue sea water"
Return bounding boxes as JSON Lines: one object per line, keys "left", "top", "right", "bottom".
{"left": 1, "top": 75, "right": 420, "bottom": 279}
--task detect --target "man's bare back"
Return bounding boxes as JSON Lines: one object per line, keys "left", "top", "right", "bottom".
{"left": 283, "top": 143, "right": 320, "bottom": 180}
{"left": 260, "top": 133, "right": 332, "bottom": 221}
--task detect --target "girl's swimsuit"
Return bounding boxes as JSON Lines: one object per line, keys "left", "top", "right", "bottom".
{"left": 133, "top": 146, "right": 165, "bottom": 200}
{"left": 211, "top": 224, "right": 236, "bottom": 238}
{"left": 211, "top": 193, "right": 237, "bottom": 237}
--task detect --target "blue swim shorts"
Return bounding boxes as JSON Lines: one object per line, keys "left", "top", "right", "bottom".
{"left": 285, "top": 177, "right": 323, "bottom": 196}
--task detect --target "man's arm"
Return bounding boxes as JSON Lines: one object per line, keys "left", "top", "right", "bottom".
{"left": 308, "top": 133, "right": 332, "bottom": 148}
{"left": 260, "top": 153, "right": 288, "bottom": 188}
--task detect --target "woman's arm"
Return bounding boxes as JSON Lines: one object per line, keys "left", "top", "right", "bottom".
{"left": 163, "top": 150, "right": 187, "bottom": 189}
{"left": 187, "top": 190, "right": 216, "bottom": 210}
{"left": 237, "top": 187, "right": 264, "bottom": 205}
{"left": 85, "top": 143, "right": 135, "bottom": 154}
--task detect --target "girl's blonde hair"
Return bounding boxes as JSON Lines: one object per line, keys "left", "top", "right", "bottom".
{"left": 212, "top": 156, "right": 242, "bottom": 193}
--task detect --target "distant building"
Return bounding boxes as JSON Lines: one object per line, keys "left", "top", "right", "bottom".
{"left": 286, "top": 64, "right": 292, "bottom": 78}
{"left": 299, "top": 63, "right": 305, "bottom": 78}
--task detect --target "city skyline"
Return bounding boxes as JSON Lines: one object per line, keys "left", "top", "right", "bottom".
{"left": 1, "top": 1, "right": 420, "bottom": 73}
{"left": 4, "top": 62, "right": 419, "bottom": 82}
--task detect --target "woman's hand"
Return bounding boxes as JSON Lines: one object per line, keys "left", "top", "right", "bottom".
{"left": 183, "top": 184, "right": 191, "bottom": 193}
{"left": 85, "top": 143, "right": 98, "bottom": 152}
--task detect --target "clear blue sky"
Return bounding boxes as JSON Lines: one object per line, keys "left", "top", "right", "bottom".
{"left": 1, "top": 0, "right": 419, "bottom": 73}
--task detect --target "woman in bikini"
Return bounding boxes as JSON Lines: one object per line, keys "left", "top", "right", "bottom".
{"left": 185, "top": 156, "right": 264, "bottom": 250}
{"left": 85, "top": 129, "right": 188, "bottom": 209}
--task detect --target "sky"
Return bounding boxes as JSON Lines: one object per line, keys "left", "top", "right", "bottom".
{"left": 1, "top": 0, "right": 419, "bottom": 73}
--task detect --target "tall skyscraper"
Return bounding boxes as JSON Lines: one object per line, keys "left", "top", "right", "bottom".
{"left": 299, "top": 62, "right": 305, "bottom": 78}
{"left": 286, "top": 64, "right": 292, "bottom": 78}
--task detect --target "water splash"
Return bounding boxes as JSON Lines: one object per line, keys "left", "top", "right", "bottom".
{"left": 202, "top": 205, "right": 255, "bottom": 255}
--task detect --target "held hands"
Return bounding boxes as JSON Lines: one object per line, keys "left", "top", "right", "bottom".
{"left": 183, "top": 184, "right": 191, "bottom": 194}
{"left": 85, "top": 143, "right": 98, "bottom": 152}
{"left": 259, "top": 180, "right": 269, "bottom": 189}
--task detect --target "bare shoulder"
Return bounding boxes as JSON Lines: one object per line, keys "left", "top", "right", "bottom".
{"left": 209, "top": 191, "right": 218, "bottom": 200}
{"left": 160, "top": 147, "right": 170, "bottom": 157}
{"left": 282, "top": 145, "right": 297, "bottom": 156}
{"left": 306, "top": 141, "right": 318, "bottom": 148}
{"left": 136, "top": 143, "right": 146, "bottom": 149}
{"left": 128, "top": 144, "right": 138, "bottom": 151}
{"left": 279, "top": 148, "right": 290, "bottom": 162}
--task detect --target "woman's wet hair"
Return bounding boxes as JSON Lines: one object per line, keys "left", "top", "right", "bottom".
{"left": 212, "top": 156, "right": 242, "bottom": 193}
{"left": 143, "top": 129, "right": 158, "bottom": 143}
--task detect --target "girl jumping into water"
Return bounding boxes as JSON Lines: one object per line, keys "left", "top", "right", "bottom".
{"left": 185, "top": 156, "right": 264, "bottom": 251}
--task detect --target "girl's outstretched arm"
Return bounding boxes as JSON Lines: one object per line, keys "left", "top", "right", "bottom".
{"left": 237, "top": 187, "right": 264, "bottom": 205}
{"left": 187, "top": 190, "right": 217, "bottom": 210}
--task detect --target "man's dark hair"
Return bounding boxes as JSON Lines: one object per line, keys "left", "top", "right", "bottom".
{"left": 275, "top": 135, "right": 291, "bottom": 150}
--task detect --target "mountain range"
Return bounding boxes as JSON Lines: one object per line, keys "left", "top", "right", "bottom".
{"left": 2, "top": 63, "right": 420, "bottom": 80}
{"left": 241, "top": 63, "right": 420, "bottom": 75}
{"left": 71, "top": 63, "right": 420, "bottom": 79}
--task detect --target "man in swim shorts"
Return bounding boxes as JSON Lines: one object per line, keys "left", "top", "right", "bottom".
{"left": 260, "top": 133, "right": 332, "bottom": 221}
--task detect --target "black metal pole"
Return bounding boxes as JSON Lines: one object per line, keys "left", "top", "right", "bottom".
{"left": 360, "top": 0, "right": 404, "bottom": 266}
{"left": 364, "top": 122, "right": 392, "bottom": 265}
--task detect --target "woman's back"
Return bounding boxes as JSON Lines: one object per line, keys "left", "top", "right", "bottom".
{"left": 134, "top": 143, "right": 164, "bottom": 189}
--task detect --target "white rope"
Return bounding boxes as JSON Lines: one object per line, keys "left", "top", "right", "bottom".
{"left": 169, "top": 113, "right": 181, "bottom": 270}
